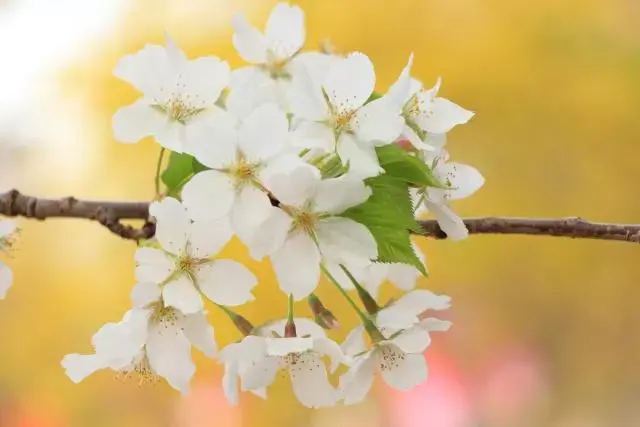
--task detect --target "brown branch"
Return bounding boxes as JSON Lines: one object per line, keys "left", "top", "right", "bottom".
{"left": 1, "top": 190, "right": 639, "bottom": 243}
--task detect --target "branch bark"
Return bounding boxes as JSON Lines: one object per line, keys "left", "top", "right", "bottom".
{"left": 1, "top": 190, "right": 639, "bottom": 243}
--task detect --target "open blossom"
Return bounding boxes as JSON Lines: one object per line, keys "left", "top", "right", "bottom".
{"left": 220, "top": 318, "right": 348, "bottom": 408}
{"left": 290, "top": 52, "right": 404, "bottom": 178}
{"left": 340, "top": 290, "right": 452, "bottom": 404}
{"left": 384, "top": 54, "right": 473, "bottom": 150}
{"left": 0, "top": 219, "right": 17, "bottom": 299}
{"left": 250, "top": 165, "right": 378, "bottom": 300}
{"left": 135, "top": 197, "right": 257, "bottom": 314}
{"left": 219, "top": 317, "right": 328, "bottom": 405}
{"left": 181, "top": 103, "right": 301, "bottom": 244}
{"left": 415, "top": 149, "right": 485, "bottom": 240}
{"left": 112, "top": 34, "right": 230, "bottom": 152}
{"left": 61, "top": 300, "right": 215, "bottom": 395}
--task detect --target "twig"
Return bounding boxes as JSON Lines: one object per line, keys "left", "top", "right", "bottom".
{"left": 1, "top": 190, "right": 639, "bottom": 243}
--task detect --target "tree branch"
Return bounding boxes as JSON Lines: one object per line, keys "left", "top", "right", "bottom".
{"left": 1, "top": 190, "right": 639, "bottom": 243}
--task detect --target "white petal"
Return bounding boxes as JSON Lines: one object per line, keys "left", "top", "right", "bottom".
{"left": 289, "top": 352, "right": 338, "bottom": 408}
{"left": 386, "top": 262, "right": 421, "bottom": 292}
{"left": 181, "top": 170, "right": 235, "bottom": 221}
{"left": 337, "top": 134, "right": 383, "bottom": 179}
{"left": 232, "top": 12, "right": 268, "bottom": 64}
{"left": 61, "top": 354, "right": 105, "bottom": 383}
{"left": 340, "top": 352, "right": 376, "bottom": 405}
{"left": 341, "top": 325, "right": 367, "bottom": 357}
{"left": 316, "top": 217, "right": 378, "bottom": 264}
{"left": 271, "top": 231, "right": 321, "bottom": 300}
{"left": 322, "top": 261, "right": 355, "bottom": 290}
{"left": 257, "top": 318, "right": 327, "bottom": 339}
{"left": 92, "top": 314, "right": 147, "bottom": 367}
{"left": 181, "top": 312, "right": 217, "bottom": 358}
{"left": 230, "top": 186, "right": 273, "bottom": 246}
{"left": 415, "top": 97, "right": 474, "bottom": 134}
{"left": 248, "top": 207, "right": 293, "bottom": 260}
{"left": 187, "top": 217, "right": 234, "bottom": 258}
{"left": 113, "top": 44, "right": 176, "bottom": 97}
{"left": 390, "top": 326, "right": 432, "bottom": 354}
{"left": 238, "top": 103, "right": 288, "bottom": 161}
{"left": 289, "top": 63, "right": 329, "bottom": 121}
{"left": 323, "top": 52, "right": 374, "bottom": 111}
{"left": 289, "top": 52, "right": 338, "bottom": 89}
{"left": 182, "top": 113, "right": 237, "bottom": 169}
{"left": 290, "top": 121, "right": 334, "bottom": 151}
{"left": 353, "top": 98, "right": 404, "bottom": 143}
{"left": 418, "top": 317, "right": 452, "bottom": 332}
{"left": 440, "top": 163, "right": 485, "bottom": 201}
{"left": 149, "top": 197, "right": 190, "bottom": 254}
{"left": 222, "top": 359, "right": 240, "bottom": 405}
{"left": 0, "top": 262, "right": 13, "bottom": 299}
{"left": 112, "top": 100, "right": 166, "bottom": 144}
{"left": 196, "top": 260, "right": 257, "bottom": 306}
{"left": 227, "top": 67, "right": 273, "bottom": 118}
{"left": 266, "top": 337, "right": 314, "bottom": 356}
{"left": 384, "top": 53, "right": 414, "bottom": 110}
{"left": 134, "top": 247, "right": 174, "bottom": 283}
{"left": 265, "top": 164, "right": 320, "bottom": 208}
{"left": 0, "top": 219, "right": 16, "bottom": 236}
{"left": 241, "top": 356, "right": 280, "bottom": 390}
{"left": 314, "top": 175, "right": 372, "bottom": 215}
{"left": 377, "top": 289, "right": 450, "bottom": 329}
{"left": 146, "top": 323, "right": 195, "bottom": 395}
{"left": 155, "top": 121, "right": 186, "bottom": 152}
{"left": 162, "top": 274, "right": 204, "bottom": 314}
{"left": 426, "top": 201, "right": 468, "bottom": 241}
{"left": 313, "top": 338, "right": 350, "bottom": 373}
{"left": 180, "top": 57, "right": 230, "bottom": 105}
{"left": 378, "top": 346, "right": 427, "bottom": 391}
{"left": 265, "top": 3, "right": 305, "bottom": 60}
{"left": 131, "top": 282, "right": 161, "bottom": 307}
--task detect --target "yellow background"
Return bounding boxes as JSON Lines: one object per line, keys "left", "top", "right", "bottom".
{"left": 1, "top": 0, "right": 639, "bottom": 426}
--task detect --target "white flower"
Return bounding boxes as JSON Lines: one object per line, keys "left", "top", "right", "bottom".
{"left": 219, "top": 317, "right": 327, "bottom": 405}
{"left": 112, "top": 33, "right": 230, "bottom": 153}
{"left": 339, "top": 292, "right": 451, "bottom": 405}
{"left": 0, "top": 219, "right": 17, "bottom": 299}
{"left": 384, "top": 54, "right": 473, "bottom": 150}
{"left": 415, "top": 149, "right": 484, "bottom": 240}
{"left": 251, "top": 165, "right": 378, "bottom": 300}
{"left": 290, "top": 52, "right": 404, "bottom": 178}
{"left": 220, "top": 318, "right": 348, "bottom": 408}
{"left": 61, "top": 302, "right": 215, "bottom": 395}
{"left": 181, "top": 103, "right": 301, "bottom": 245}
{"left": 135, "top": 197, "right": 257, "bottom": 314}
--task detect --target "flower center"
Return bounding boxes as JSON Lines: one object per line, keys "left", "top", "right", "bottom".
{"left": 378, "top": 345, "right": 406, "bottom": 372}
{"left": 148, "top": 302, "right": 180, "bottom": 329}
{"left": 292, "top": 209, "right": 319, "bottom": 235}
{"left": 404, "top": 92, "right": 433, "bottom": 120}
{"left": 176, "top": 254, "right": 198, "bottom": 273}
{"left": 151, "top": 94, "right": 206, "bottom": 125}
{"left": 117, "top": 352, "right": 159, "bottom": 387}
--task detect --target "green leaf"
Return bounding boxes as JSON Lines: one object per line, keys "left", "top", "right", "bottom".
{"left": 341, "top": 174, "right": 426, "bottom": 274}
{"left": 161, "top": 152, "right": 209, "bottom": 196}
{"left": 376, "top": 144, "right": 444, "bottom": 188}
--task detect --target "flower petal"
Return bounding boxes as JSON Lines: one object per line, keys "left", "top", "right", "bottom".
{"left": 179, "top": 57, "right": 230, "bottom": 105}
{"left": 181, "top": 170, "right": 235, "bottom": 221}
{"left": 265, "top": 164, "right": 320, "bottom": 208}
{"left": 181, "top": 311, "right": 217, "bottom": 358}
{"left": 379, "top": 346, "right": 427, "bottom": 391}
{"left": 340, "top": 352, "right": 376, "bottom": 405}
{"left": 230, "top": 186, "right": 273, "bottom": 247}
{"left": 182, "top": 112, "right": 237, "bottom": 169}
{"left": 257, "top": 317, "right": 327, "bottom": 339}
{"left": 290, "top": 121, "right": 334, "bottom": 151}
{"left": 425, "top": 201, "right": 468, "bottom": 241}
{"left": 353, "top": 98, "right": 404, "bottom": 143}
{"left": 113, "top": 44, "right": 176, "bottom": 97}
{"left": 376, "top": 289, "right": 450, "bottom": 329}
{"left": 289, "top": 352, "right": 338, "bottom": 408}
{"left": 289, "top": 63, "right": 329, "bottom": 122}
{"left": 131, "top": 282, "right": 161, "bottom": 307}
{"left": 188, "top": 217, "right": 234, "bottom": 258}
{"left": 0, "top": 262, "right": 13, "bottom": 300}
{"left": 112, "top": 100, "right": 166, "bottom": 144}
{"left": 248, "top": 207, "right": 293, "bottom": 260}
{"left": 149, "top": 197, "right": 190, "bottom": 254}
{"left": 238, "top": 103, "right": 288, "bottom": 161}
{"left": 271, "top": 231, "right": 321, "bottom": 300}
{"left": 390, "top": 326, "right": 432, "bottom": 354}
{"left": 313, "top": 337, "right": 350, "bottom": 373}
{"left": 134, "top": 247, "right": 174, "bottom": 283}
{"left": 336, "top": 134, "right": 383, "bottom": 179}
{"left": 265, "top": 2, "right": 305, "bottom": 60}
{"left": 314, "top": 174, "right": 372, "bottom": 215}
{"left": 147, "top": 323, "right": 195, "bottom": 395}
{"left": 196, "top": 260, "right": 257, "bottom": 306}
{"left": 415, "top": 96, "right": 474, "bottom": 134}
{"left": 323, "top": 52, "right": 374, "bottom": 111}
{"left": 384, "top": 53, "right": 414, "bottom": 111}
{"left": 341, "top": 325, "right": 367, "bottom": 357}
{"left": 440, "top": 162, "right": 485, "bottom": 201}
{"left": 232, "top": 12, "right": 268, "bottom": 64}
{"left": 0, "top": 219, "right": 16, "bottom": 236}
{"left": 241, "top": 356, "right": 280, "bottom": 391}
{"left": 61, "top": 354, "right": 106, "bottom": 383}
{"left": 316, "top": 217, "right": 378, "bottom": 265}
{"left": 163, "top": 274, "right": 204, "bottom": 314}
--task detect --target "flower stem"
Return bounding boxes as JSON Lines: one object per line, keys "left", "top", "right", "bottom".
{"left": 154, "top": 148, "right": 166, "bottom": 198}
{"left": 215, "top": 304, "right": 254, "bottom": 336}
{"left": 285, "top": 294, "right": 297, "bottom": 337}
{"left": 339, "top": 264, "right": 380, "bottom": 315}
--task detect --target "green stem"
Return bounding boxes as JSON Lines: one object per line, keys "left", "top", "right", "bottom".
{"left": 339, "top": 264, "right": 380, "bottom": 315}
{"left": 320, "top": 264, "right": 369, "bottom": 323}
{"left": 154, "top": 148, "right": 166, "bottom": 198}
{"left": 287, "top": 293, "right": 294, "bottom": 323}
{"left": 285, "top": 293, "right": 297, "bottom": 337}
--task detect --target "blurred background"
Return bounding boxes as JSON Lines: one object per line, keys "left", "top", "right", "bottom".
{"left": 1, "top": 0, "right": 640, "bottom": 426}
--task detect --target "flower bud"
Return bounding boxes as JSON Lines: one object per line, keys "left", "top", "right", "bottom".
{"left": 284, "top": 319, "right": 297, "bottom": 338}
{"left": 308, "top": 294, "right": 340, "bottom": 330}
{"left": 395, "top": 137, "right": 414, "bottom": 152}
{"left": 230, "top": 313, "right": 255, "bottom": 336}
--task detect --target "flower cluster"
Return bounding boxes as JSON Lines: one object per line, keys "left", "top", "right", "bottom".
{"left": 61, "top": 2, "right": 484, "bottom": 408}
{"left": 0, "top": 219, "right": 17, "bottom": 300}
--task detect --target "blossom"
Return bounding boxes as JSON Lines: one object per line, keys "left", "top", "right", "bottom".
{"left": 112, "top": 33, "right": 230, "bottom": 152}
{"left": 251, "top": 165, "right": 378, "bottom": 300}
{"left": 415, "top": 149, "right": 484, "bottom": 240}
{"left": 61, "top": 301, "right": 215, "bottom": 395}
{"left": 290, "top": 52, "right": 404, "bottom": 178}
{"left": 135, "top": 197, "right": 257, "bottom": 314}
{"left": 340, "top": 291, "right": 452, "bottom": 404}
{"left": 384, "top": 54, "right": 473, "bottom": 150}
{"left": 0, "top": 219, "right": 17, "bottom": 299}
{"left": 181, "top": 103, "right": 301, "bottom": 244}
{"left": 219, "top": 317, "right": 328, "bottom": 405}
{"left": 220, "top": 318, "right": 348, "bottom": 408}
